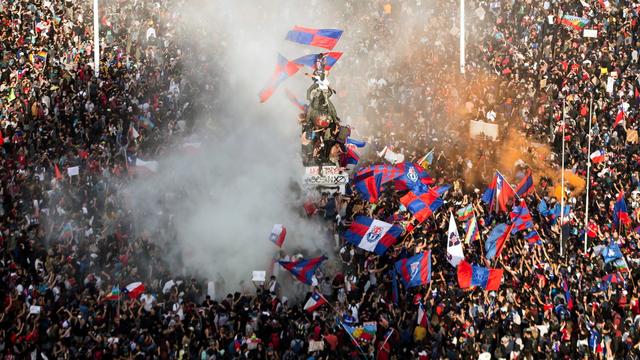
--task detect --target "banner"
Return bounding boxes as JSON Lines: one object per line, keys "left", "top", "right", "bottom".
{"left": 303, "top": 166, "right": 349, "bottom": 186}
{"left": 470, "top": 120, "right": 499, "bottom": 140}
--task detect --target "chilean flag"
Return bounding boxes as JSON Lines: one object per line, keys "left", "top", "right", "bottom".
{"left": 417, "top": 302, "right": 428, "bottom": 327}
{"left": 613, "top": 109, "right": 625, "bottom": 128}
{"left": 285, "top": 26, "right": 343, "bottom": 50}
{"left": 394, "top": 251, "right": 431, "bottom": 288}
{"left": 269, "top": 224, "right": 287, "bottom": 247}
{"left": 590, "top": 149, "right": 605, "bottom": 164}
{"left": 279, "top": 255, "right": 327, "bottom": 285}
{"left": 344, "top": 216, "right": 403, "bottom": 256}
{"left": 457, "top": 261, "right": 503, "bottom": 291}
{"left": 613, "top": 192, "right": 631, "bottom": 227}
{"left": 259, "top": 54, "right": 302, "bottom": 103}
{"left": 482, "top": 171, "right": 515, "bottom": 213}
{"left": 304, "top": 292, "right": 327, "bottom": 312}
{"left": 124, "top": 282, "right": 145, "bottom": 299}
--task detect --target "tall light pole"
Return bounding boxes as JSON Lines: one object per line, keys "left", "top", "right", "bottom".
{"left": 583, "top": 96, "right": 593, "bottom": 254}
{"left": 460, "top": 0, "right": 465, "bottom": 74}
{"left": 93, "top": 0, "right": 100, "bottom": 78}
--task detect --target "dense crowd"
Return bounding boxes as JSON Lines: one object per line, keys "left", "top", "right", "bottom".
{"left": 1, "top": 0, "right": 640, "bottom": 359}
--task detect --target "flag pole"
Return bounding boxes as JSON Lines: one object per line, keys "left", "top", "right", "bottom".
{"left": 560, "top": 99, "right": 566, "bottom": 257}
{"left": 93, "top": 0, "right": 100, "bottom": 78}
{"left": 583, "top": 96, "right": 593, "bottom": 254}
{"left": 460, "top": 0, "right": 465, "bottom": 74}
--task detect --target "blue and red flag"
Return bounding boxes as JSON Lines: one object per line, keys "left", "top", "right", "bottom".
{"left": 279, "top": 255, "right": 327, "bottom": 285}
{"left": 344, "top": 216, "right": 403, "bottom": 256}
{"left": 432, "top": 184, "right": 451, "bottom": 197}
{"left": 354, "top": 171, "right": 383, "bottom": 203}
{"left": 457, "top": 260, "right": 503, "bottom": 291}
{"left": 523, "top": 230, "right": 542, "bottom": 244}
{"left": 482, "top": 171, "right": 516, "bottom": 213}
{"left": 285, "top": 26, "right": 343, "bottom": 50}
{"left": 515, "top": 170, "right": 534, "bottom": 197}
{"left": 292, "top": 52, "right": 343, "bottom": 70}
{"left": 400, "top": 188, "right": 444, "bottom": 223}
{"left": 394, "top": 251, "right": 431, "bottom": 288}
{"left": 284, "top": 89, "right": 308, "bottom": 112}
{"left": 259, "top": 54, "right": 302, "bottom": 103}
{"left": 356, "top": 165, "right": 404, "bottom": 184}
{"left": 601, "top": 272, "right": 624, "bottom": 286}
{"left": 509, "top": 199, "right": 534, "bottom": 233}
{"left": 613, "top": 191, "right": 631, "bottom": 227}
{"left": 562, "top": 276, "right": 574, "bottom": 310}
{"left": 345, "top": 138, "right": 365, "bottom": 166}
{"left": 393, "top": 162, "right": 434, "bottom": 192}
{"left": 485, "top": 223, "right": 514, "bottom": 260}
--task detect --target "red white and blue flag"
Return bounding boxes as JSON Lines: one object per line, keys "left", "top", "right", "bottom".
{"left": 344, "top": 216, "right": 403, "bottom": 256}
{"left": 394, "top": 251, "right": 432, "bottom": 288}
{"left": 393, "top": 162, "right": 434, "bottom": 192}
{"left": 124, "top": 282, "right": 145, "bottom": 299}
{"left": 279, "top": 255, "right": 327, "bottom": 285}
{"left": 284, "top": 89, "right": 308, "bottom": 112}
{"left": 590, "top": 149, "right": 605, "bottom": 164}
{"left": 285, "top": 26, "right": 343, "bottom": 50}
{"left": 417, "top": 301, "right": 428, "bottom": 327}
{"left": 259, "top": 54, "right": 302, "bottom": 103}
{"left": 482, "top": 171, "right": 516, "bottom": 213}
{"left": 269, "top": 224, "right": 287, "bottom": 247}
{"left": 304, "top": 291, "right": 328, "bottom": 312}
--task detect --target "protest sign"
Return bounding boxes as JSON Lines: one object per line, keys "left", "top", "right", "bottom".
{"left": 583, "top": 29, "right": 598, "bottom": 38}
{"left": 470, "top": 120, "right": 499, "bottom": 140}
{"left": 252, "top": 271, "right": 266, "bottom": 283}
{"left": 303, "top": 166, "right": 349, "bottom": 186}
{"left": 67, "top": 166, "right": 80, "bottom": 177}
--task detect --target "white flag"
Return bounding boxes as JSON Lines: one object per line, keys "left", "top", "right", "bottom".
{"left": 377, "top": 146, "right": 405, "bottom": 164}
{"left": 446, "top": 213, "right": 465, "bottom": 267}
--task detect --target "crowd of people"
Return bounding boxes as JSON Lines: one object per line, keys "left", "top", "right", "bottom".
{"left": 1, "top": 0, "right": 640, "bottom": 359}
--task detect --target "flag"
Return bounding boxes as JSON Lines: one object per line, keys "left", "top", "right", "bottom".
{"left": 393, "top": 162, "right": 434, "bottom": 192}
{"left": 292, "top": 52, "right": 343, "bottom": 70}
{"left": 269, "top": 224, "right": 287, "bottom": 247}
{"left": 395, "top": 251, "right": 431, "bottom": 288}
{"left": 259, "top": 54, "right": 302, "bottom": 103}
{"left": 417, "top": 302, "right": 428, "bottom": 327}
{"left": 341, "top": 321, "right": 377, "bottom": 346}
{"left": 456, "top": 204, "right": 474, "bottom": 222}
{"left": 60, "top": 222, "right": 74, "bottom": 240}
{"left": 124, "top": 282, "right": 145, "bottom": 299}
{"left": 377, "top": 146, "right": 405, "bottom": 164}
{"left": 279, "top": 255, "right": 327, "bottom": 285}
{"left": 612, "top": 258, "right": 629, "bottom": 272}
{"left": 464, "top": 215, "right": 480, "bottom": 244}
{"left": 285, "top": 26, "right": 343, "bottom": 50}
{"left": 284, "top": 89, "right": 308, "bottom": 112}
{"left": 482, "top": 172, "right": 516, "bottom": 213}
{"left": 345, "top": 143, "right": 360, "bottom": 165}
{"left": 344, "top": 216, "right": 403, "bottom": 256}
{"left": 104, "top": 286, "right": 121, "bottom": 301}
{"left": 446, "top": 213, "right": 464, "bottom": 267}
{"left": 457, "top": 260, "right": 503, "bottom": 291}
{"left": 514, "top": 170, "right": 534, "bottom": 197}
{"left": 509, "top": 199, "right": 535, "bottom": 234}
{"left": 601, "top": 272, "right": 624, "bottom": 286}
{"left": 601, "top": 243, "right": 622, "bottom": 264}
{"left": 562, "top": 276, "right": 574, "bottom": 310}
{"left": 432, "top": 184, "right": 451, "bottom": 197}
{"left": 304, "top": 292, "right": 327, "bottom": 312}
{"left": 391, "top": 270, "right": 399, "bottom": 304}
{"left": 354, "top": 171, "right": 384, "bottom": 203}
{"left": 589, "top": 150, "right": 605, "bottom": 164}
{"left": 356, "top": 165, "right": 404, "bottom": 184}
{"left": 485, "top": 223, "right": 514, "bottom": 260}
{"left": 417, "top": 149, "right": 434, "bottom": 169}
{"left": 400, "top": 188, "right": 444, "bottom": 224}
{"left": 524, "top": 230, "right": 542, "bottom": 244}
{"left": 346, "top": 137, "right": 366, "bottom": 148}
{"left": 560, "top": 15, "right": 590, "bottom": 30}
{"left": 613, "top": 109, "right": 624, "bottom": 128}
{"left": 127, "top": 155, "right": 159, "bottom": 174}
{"left": 54, "top": 164, "right": 63, "bottom": 180}
{"left": 29, "top": 50, "right": 48, "bottom": 63}
{"left": 613, "top": 192, "right": 631, "bottom": 227}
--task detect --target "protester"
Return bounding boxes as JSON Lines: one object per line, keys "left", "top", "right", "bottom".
{"left": 1, "top": 0, "right": 640, "bottom": 359}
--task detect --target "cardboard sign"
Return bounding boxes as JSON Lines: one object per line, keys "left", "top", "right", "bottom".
{"left": 67, "top": 166, "right": 80, "bottom": 177}
{"left": 583, "top": 29, "right": 598, "bottom": 38}
{"left": 303, "top": 166, "right": 349, "bottom": 186}
{"left": 252, "top": 271, "right": 266, "bottom": 283}
{"left": 469, "top": 120, "right": 499, "bottom": 140}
